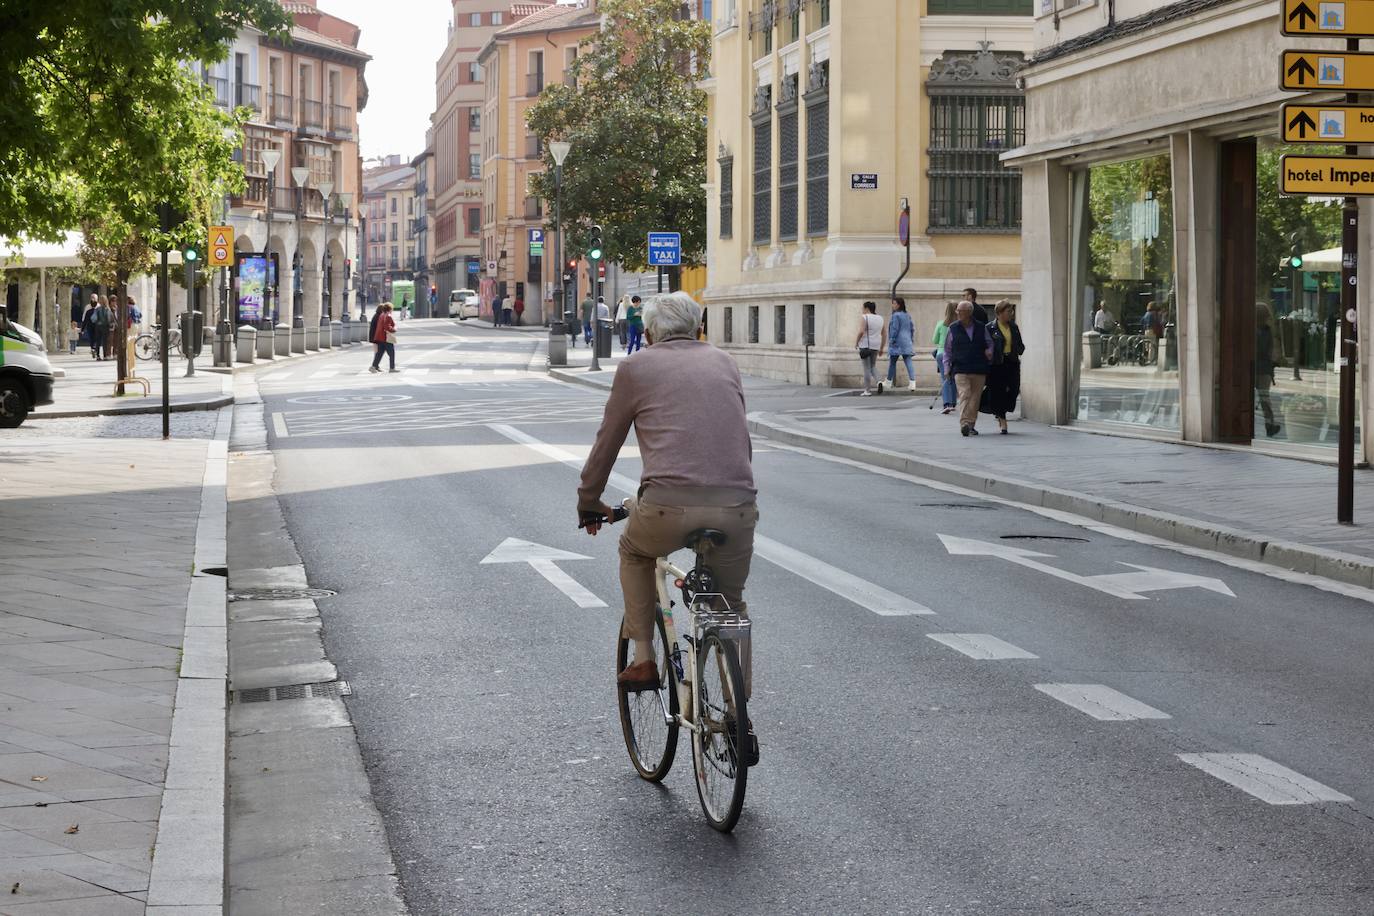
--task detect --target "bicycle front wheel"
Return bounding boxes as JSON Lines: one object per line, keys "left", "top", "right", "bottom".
{"left": 691, "top": 632, "right": 748, "bottom": 832}
{"left": 134, "top": 335, "right": 157, "bottom": 361}
{"left": 616, "top": 608, "right": 678, "bottom": 782}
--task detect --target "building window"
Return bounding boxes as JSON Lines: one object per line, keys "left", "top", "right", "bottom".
{"left": 802, "top": 302, "right": 814, "bottom": 345}
{"left": 751, "top": 84, "right": 772, "bottom": 246}
{"left": 777, "top": 75, "right": 799, "bottom": 241}
{"left": 469, "top": 108, "right": 480, "bottom": 131}
{"left": 748, "top": 305, "right": 759, "bottom": 343}
{"left": 751, "top": 1, "right": 775, "bottom": 59}
{"left": 468, "top": 207, "right": 481, "bottom": 234}
{"left": 468, "top": 62, "right": 481, "bottom": 83}
{"left": 928, "top": 0, "right": 1031, "bottom": 13}
{"left": 469, "top": 153, "right": 481, "bottom": 178}
{"left": 723, "top": 306, "right": 733, "bottom": 343}
{"left": 492, "top": 11, "right": 503, "bottom": 24}
{"left": 787, "top": 0, "right": 800, "bottom": 41}
{"left": 719, "top": 154, "right": 733, "bottom": 239}
{"left": 926, "top": 48, "right": 1025, "bottom": 233}
{"left": 390, "top": 197, "right": 397, "bottom": 214}
{"left": 774, "top": 305, "right": 786, "bottom": 344}
{"left": 390, "top": 223, "right": 397, "bottom": 241}
{"left": 804, "top": 60, "right": 829, "bottom": 236}
{"left": 470, "top": 12, "right": 481, "bottom": 26}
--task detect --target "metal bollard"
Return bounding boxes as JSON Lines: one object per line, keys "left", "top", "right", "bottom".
{"left": 548, "top": 321, "right": 568, "bottom": 366}
{"left": 236, "top": 325, "right": 257, "bottom": 364}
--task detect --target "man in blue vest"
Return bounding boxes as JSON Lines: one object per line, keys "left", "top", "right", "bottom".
{"left": 943, "top": 299, "right": 995, "bottom": 437}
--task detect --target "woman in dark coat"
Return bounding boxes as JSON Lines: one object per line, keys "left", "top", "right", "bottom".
{"left": 984, "top": 299, "right": 1026, "bottom": 434}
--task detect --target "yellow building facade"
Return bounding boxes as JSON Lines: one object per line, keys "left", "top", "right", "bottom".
{"left": 704, "top": 0, "right": 1032, "bottom": 386}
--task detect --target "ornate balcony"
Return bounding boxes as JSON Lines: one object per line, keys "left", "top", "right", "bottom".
{"left": 328, "top": 103, "right": 353, "bottom": 139}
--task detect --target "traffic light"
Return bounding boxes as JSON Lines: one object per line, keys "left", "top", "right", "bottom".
{"left": 587, "top": 225, "right": 603, "bottom": 261}
{"left": 1289, "top": 252, "right": 1304, "bottom": 269}
{"left": 598, "top": 263, "right": 606, "bottom": 279}
{"left": 182, "top": 246, "right": 199, "bottom": 263}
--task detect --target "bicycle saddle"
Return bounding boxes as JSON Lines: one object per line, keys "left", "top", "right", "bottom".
{"left": 685, "top": 528, "right": 727, "bottom": 551}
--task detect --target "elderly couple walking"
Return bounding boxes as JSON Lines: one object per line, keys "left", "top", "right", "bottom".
{"left": 943, "top": 298, "right": 1025, "bottom": 436}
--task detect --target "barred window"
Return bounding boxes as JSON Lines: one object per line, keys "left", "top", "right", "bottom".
{"left": 723, "top": 306, "right": 734, "bottom": 343}
{"left": 751, "top": 87, "right": 772, "bottom": 246}
{"left": 804, "top": 63, "right": 829, "bottom": 237}
{"left": 748, "top": 305, "right": 759, "bottom": 343}
{"left": 777, "top": 77, "right": 799, "bottom": 241}
{"left": 774, "top": 305, "right": 786, "bottom": 344}
{"left": 926, "top": 49, "right": 1025, "bottom": 234}
{"left": 719, "top": 155, "right": 733, "bottom": 239}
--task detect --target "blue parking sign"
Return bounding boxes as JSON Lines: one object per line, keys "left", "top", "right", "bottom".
{"left": 647, "top": 232, "right": 681, "bottom": 266}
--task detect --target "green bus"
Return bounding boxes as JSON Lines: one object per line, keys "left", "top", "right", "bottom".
{"left": 390, "top": 280, "right": 415, "bottom": 313}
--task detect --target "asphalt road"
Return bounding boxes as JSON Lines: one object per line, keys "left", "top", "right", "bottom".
{"left": 255, "top": 320, "right": 1374, "bottom": 915}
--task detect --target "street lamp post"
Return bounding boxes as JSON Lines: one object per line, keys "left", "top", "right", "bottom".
{"left": 339, "top": 192, "right": 354, "bottom": 323}
{"left": 549, "top": 140, "right": 571, "bottom": 332}
{"left": 291, "top": 166, "right": 310, "bottom": 329}
{"left": 317, "top": 180, "right": 334, "bottom": 325}
{"left": 260, "top": 147, "right": 282, "bottom": 331}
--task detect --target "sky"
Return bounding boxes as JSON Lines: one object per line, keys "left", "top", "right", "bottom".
{"left": 324, "top": 0, "right": 453, "bottom": 163}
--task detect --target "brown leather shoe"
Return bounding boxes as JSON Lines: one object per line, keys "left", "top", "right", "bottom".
{"left": 617, "top": 659, "right": 659, "bottom": 690}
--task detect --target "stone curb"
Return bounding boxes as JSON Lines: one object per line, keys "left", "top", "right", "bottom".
{"left": 31, "top": 394, "right": 234, "bottom": 420}
{"left": 746, "top": 414, "right": 1374, "bottom": 590}
{"left": 147, "top": 406, "right": 232, "bottom": 912}
{"left": 548, "top": 366, "right": 614, "bottom": 389}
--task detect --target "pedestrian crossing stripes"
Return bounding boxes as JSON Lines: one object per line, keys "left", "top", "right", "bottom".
{"left": 1176, "top": 753, "right": 1352, "bottom": 805}
{"left": 926, "top": 633, "right": 1038, "bottom": 660}
{"left": 1034, "top": 683, "right": 1172, "bottom": 721}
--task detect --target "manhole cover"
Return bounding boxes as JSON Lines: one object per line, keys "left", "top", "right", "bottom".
{"left": 920, "top": 502, "right": 997, "bottom": 510}
{"left": 1000, "top": 534, "right": 1088, "bottom": 542}
{"left": 287, "top": 393, "right": 412, "bottom": 405}
{"left": 234, "top": 681, "right": 352, "bottom": 703}
{"left": 228, "top": 587, "right": 337, "bottom": 602}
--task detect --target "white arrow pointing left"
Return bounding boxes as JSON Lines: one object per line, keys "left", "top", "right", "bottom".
{"left": 481, "top": 538, "right": 607, "bottom": 608}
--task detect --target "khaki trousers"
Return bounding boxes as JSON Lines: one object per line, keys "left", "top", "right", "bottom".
{"left": 956, "top": 373, "right": 986, "bottom": 429}
{"left": 619, "top": 496, "right": 759, "bottom": 691}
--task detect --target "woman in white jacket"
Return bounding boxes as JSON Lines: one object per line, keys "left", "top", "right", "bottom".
{"left": 615, "top": 295, "right": 630, "bottom": 347}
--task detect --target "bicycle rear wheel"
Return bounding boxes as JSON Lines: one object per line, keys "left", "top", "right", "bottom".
{"left": 134, "top": 335, "right": 157, "bottom": 361}
{"left": 616, "top": 609, "right": 678, "bottom": 782}
{"left": 691, "top": 632, "right": 748, "bottom": 832}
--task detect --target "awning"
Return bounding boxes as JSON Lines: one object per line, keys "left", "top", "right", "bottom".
{"left": 1299, "top": 246, "right": 1341, "bottom": 272}
{"left": 1, "top": 232, "right": 183, "bottom": 269}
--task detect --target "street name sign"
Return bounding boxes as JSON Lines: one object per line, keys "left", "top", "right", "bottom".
{"left": 1280, "top": 154, "right": 1374, "bottom": 195}
{"left": 208, "top": 225, "right": 234, "bottom": 267}
{"left": 1282, "top": 0, "right": 1374, "bottom": 37}
{"left": 647, "top": 231, "right": 681, "bottom": 266}
{"left": 1280, "top": 49, "right": 1374, "bottom": 89}
{"left": 1280, "top": 103, "right": 1374, "bottom": 141}
{"left": 851, "top": 173, "right": 879, "bottom": 190}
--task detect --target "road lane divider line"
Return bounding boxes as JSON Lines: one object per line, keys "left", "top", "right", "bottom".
{"left": 311, "top": 370, "right": 338, "bottom": 379}
{"left": 487, "top": 423, "right": 935, "bottom": 618}
{"left": 271, "top": 412, "right": 289, "bottom": 439}
{"left": 1176, "top": 753, "right": 1352, "bottom": 805}
{"left": 927, "top": 633, "right": 1038, "bottom": 660}
{"left": 1033, "top": 683, "right": 1172, "bottom": 721}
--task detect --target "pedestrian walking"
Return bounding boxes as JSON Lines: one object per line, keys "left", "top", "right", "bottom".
{"left": 580, "top": 294, "right": 594, "bottom": 345}
{"left": 88, "top": 296, "right": 112, "bottom": 361}
{"left": 963, "top": 287, "right": 988, "bottom": 323}
{"left": 983, "top": 300, "right": 1026, "bottom": 434}
{"left": 1141, "top": 300, "right": 1163, "bottom": 362}
{"left": 1093, "top": 303, "right": 1115, "bottom": 333}
{"left": 885, "top": 297, "right": 916, "bottom": 393}
{"left": 369, "top": 303, "right": 397, "bottom": 372}
{"left": 565, "top": 302, "right": 579, "bottom": 348}
{"left": 854, "top": 301, "right": 884, "bottom": 396}
{"left": 615, "top": 295, "right": 629, "bottom": 346}
{"left": 67, "top": 320, "right": 79, "bottom": 355}
{"left": 625, "top": 295, "right": 644, "bottom": 353}
{"left": 933, "top": 301, "right": 957, "bottom": 414}
{"left": 513, "top": 295, "right": 525, "bottom": 326}
{"left": 944, "top": 299, "right": 994, "bottom": 436}
{"left": 502, "top": 294, "right": 514, "bottom": 327}
{"left": 1256, "top": 301, "right": 1281, "bottom": 438}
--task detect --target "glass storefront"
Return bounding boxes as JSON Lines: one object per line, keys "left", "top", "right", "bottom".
{"left": 1254, "top": 139, "right": 1357, "bottom": 448}
{"left": 1072, "top": 154, "right": 1179, "bottom": 430}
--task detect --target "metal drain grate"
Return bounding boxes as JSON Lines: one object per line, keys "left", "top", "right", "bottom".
{"left": 228, "top": 587, "right": 338, "bottom": 602}
{"left": 1000, "top": 534, "right": 1089, "bottom": 542}
{"left": 235, "top": 681, "right": 352, "bottom": 703}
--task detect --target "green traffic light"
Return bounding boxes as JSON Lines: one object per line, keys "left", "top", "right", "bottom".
{"left": 184, "top": 248, "right": 198, "bottom": 262}
{"left": 1289, "top": 255, "right": 1303, "bottom": 269}
{"left": 588, "top": 246, "right": 602, "bottom": 260}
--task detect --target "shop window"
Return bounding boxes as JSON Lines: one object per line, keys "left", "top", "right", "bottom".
{"left": 719, "top": 153, "right": 734, "bottom": 239}
{"left": 748, "top": 305, "right": 759, "bottom": 343}
{"left": 723, "top": 306, "right": 733, "bottom": 343}
{"left": 774, "top": 305, "right": 786, "bottom": 344}
{"left": 804, "top": 61, "right": 828, "bottom": 236}
{"left": 751, "top": 85, "right": 772, "bottom": 246}
{"left": 926, "top": 48, "right": 1025, "bottom": 233}
{"left": 777, "top": 75, "right": 799, "bottom": 240}
{"left": 1072, "top": 153, "right": 1178, "bottom": 430}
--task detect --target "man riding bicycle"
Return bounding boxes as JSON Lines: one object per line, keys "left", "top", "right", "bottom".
{"left": 577, "top": 291, "right": 759, "bottom": 702}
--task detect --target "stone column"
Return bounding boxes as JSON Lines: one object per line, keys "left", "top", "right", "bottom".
{"left": 1171, "top": 131, "right": 1218, "bottom": 443}
{"left": 1017, "top": 158, "right": 1072, "bottom": 426}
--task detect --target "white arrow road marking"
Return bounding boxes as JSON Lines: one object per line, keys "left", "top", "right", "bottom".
{"left": 487, "top": 424, "right": 934, "bottom": 617}
{"left": 939, "top": 534, "right": 1232, "bottom": 600}
{"left": 1034, "top": 683, "right": 1172, "bottom": 721}
{"left": 1176, "top": 753, "right": 1352, "bottom": 805}
{"left": 480, "top": 537, "right": 605, "bottom": 609}
{"left": 927, "top": 633, "right": 1038, "bottom": 660}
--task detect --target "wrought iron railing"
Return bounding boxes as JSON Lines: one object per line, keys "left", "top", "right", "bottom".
{"left": 236, "top": 82, "right": 261, "bottom": 112}
{"left": 328, "top": 103, "right": 353, "bottom": 137}
{"left": 205, "top": 76, "right": 231, "bottom": 108}
{"left": 270, "top": 92, "right": 293, "bottom": 125}
{"left": 298, "top": 99, "right": 324, "bottom": 130}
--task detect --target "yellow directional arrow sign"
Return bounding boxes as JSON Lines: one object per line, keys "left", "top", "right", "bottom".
{"left": 1280, "top": 154, "right": 1374, "bottom": 196}
{"left": 207, "top": 225, "right": 234, "bottom": 267}
{"left": 1281, "top": 49, "right": 1374, "bottom": 90}
{"left": 1282, "top": 0, "right": 1374, "bottom": 36}
{"left": 1280, "top": 104, "right": 1374, "bottom": 142}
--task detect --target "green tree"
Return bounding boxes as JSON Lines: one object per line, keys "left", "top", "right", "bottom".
{"left": 525, "top": 0, "right": 710, "bottom": 285}
{"left": 0, "top": 0, "right": 289, "bottom": 242}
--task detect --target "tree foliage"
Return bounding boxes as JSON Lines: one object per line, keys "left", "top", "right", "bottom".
{"left": 525, "top": 0, "right": 710, "bottom": 274}
{"left": 0, "top": 0, "right": 289, "bottom": 245}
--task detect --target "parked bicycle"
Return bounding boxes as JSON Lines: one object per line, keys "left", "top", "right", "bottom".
{"left": 584, "top": 501, "right": 754, "bottom": 833}
{"left": 134, "top": 325, "right": 186, "bottom": 361}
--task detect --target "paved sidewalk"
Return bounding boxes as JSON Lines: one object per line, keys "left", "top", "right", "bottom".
{"left": 38, "top": 351, "right": 231, "bottom": 420}
{"left": 0, "top": 420, "right": 220, "bottom": 913}
{"left": 550, "top": 348, "right": 1374, "bottom": 587}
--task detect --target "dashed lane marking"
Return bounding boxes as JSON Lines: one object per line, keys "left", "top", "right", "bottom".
{"left": 271, "top": 412, "right": 289, "bottom": 439}
{"left": 1176, "top": 753, "right": 1353, "bottom": 805}
{"left": 1034, "top": 683, "right": 1171, "bottom": 721}
{"left": 927, "top": 633, "right": 1038, "bottom": 660}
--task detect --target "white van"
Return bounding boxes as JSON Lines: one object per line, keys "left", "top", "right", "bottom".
{"left": 449, "top": 289, "right": 480, "bottom": 320}
{"left": 0, "top": 314, "right": 56, "bottom": 427}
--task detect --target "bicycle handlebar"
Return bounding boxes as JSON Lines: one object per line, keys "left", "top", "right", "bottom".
{"left": 578, "top": 499, "right": 630, "bottom": 529}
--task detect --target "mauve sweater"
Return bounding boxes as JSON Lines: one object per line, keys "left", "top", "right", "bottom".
{"left": 577, "top": 338, "right": 755, "bottom": 510}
